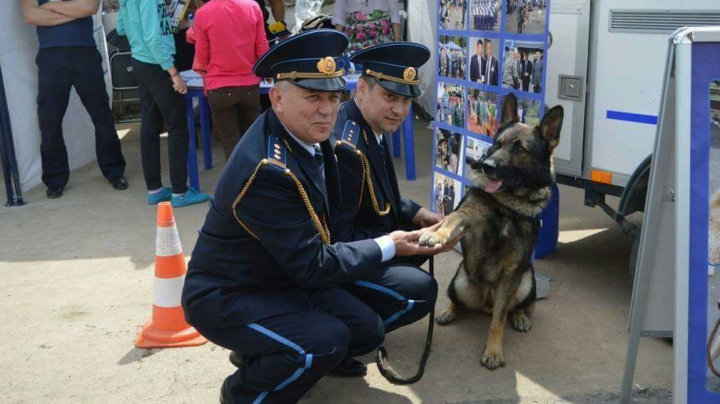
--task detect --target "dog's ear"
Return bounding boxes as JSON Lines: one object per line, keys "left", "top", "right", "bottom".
{"left": 499, "top": 93, "right": 519, "bottom": 127}
{"left": 539, "top": 105, "right": 564, "bottom": 150}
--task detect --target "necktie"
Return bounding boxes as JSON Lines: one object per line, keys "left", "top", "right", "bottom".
{"left": 313, "top": 145, "right": 324, "bottom": 168}
{"left": 486, "top": 58, "right": 490, "bottom": 84}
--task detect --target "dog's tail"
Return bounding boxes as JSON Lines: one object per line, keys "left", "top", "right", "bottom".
{"left": 375, "top": 258, "right": 435, "bottom": 385}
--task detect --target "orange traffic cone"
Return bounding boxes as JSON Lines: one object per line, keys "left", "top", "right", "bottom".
{"left": 135, "top": 202, "right": 207, "bottom": 349}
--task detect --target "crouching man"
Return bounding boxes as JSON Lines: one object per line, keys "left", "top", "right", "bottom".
{"left": 182, "top": 30, "right": 457, "bottom": 404}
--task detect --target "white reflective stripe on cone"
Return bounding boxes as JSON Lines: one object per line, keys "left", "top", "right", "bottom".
{"left": 156, "top": 225, "right": 183, "bottom": 257}
{"left": 153, "top": 275, "right": 186, "bottom": 308}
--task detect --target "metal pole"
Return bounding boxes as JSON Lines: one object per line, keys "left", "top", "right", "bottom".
{"left": 0, "top": 65, "right": 26, "bottom": 207}
{"left": 619, "top": 34, "right": 677, "bottom": 403}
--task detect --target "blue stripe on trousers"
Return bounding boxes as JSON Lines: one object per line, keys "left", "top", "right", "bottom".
{"left": 354, "top": 281, "right": 418, "bottom": 326}
{"left": 246, "top": 323, "right": 314, "bottom": 403}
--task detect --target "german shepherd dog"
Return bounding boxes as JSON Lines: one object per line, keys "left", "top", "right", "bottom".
{"left": 419, "top": 93, "right": 563, "bottom": 370}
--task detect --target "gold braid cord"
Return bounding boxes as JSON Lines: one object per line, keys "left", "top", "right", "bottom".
{"left": 232, "top": 159, "right": 331, "bottom": 245}
{"left": 360, "top": 153, "right": 391, "bottom": 216}
{"left": 334, "top": 130, "right": 391, "bottom": 217}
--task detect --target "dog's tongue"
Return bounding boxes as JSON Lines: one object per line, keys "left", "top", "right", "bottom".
{"left": 484, "top": 179, "right": 503, "bottom": 193}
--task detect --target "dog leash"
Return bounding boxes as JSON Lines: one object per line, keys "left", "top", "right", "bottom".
{"left": 708, "top": 313, "right": 720, "bottom": 378}
{"left": 376, "top": 256, "right": 435, "bottom": 385}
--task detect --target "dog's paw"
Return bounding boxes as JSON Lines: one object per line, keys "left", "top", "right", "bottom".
{"left": 418, "top": 232, "right": 439, "bottom": 247}
{"left": 480, "top": 349, "right": 505, "bottom": 370}
{"left": 419, "top": 231, "right": 449, "bottom": 247}
{"left": 435, "top": 308, "right": 457, "bottom": 325}
{"left": 511, "top": 312, "right": 531, "bottom": 333}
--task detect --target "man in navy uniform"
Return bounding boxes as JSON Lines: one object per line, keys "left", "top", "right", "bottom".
{"left": 182, "top": 30, "right": 453, "bottom": 404}
{"left": 332, "top": 42, "right": 458, "bottom": 375}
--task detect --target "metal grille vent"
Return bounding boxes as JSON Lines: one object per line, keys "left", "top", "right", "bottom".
{"left": 609, "top": 10, "right": 720, "bottom": 34}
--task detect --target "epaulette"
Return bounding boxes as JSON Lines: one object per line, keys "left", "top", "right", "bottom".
{"left": 334, "top": 120, "right": 361, "bottom": 149}
{"left": 265, "top": 135, "right": 287, "bottom": 171}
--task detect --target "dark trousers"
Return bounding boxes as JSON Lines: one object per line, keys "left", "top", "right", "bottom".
{"left": 36, "top": 47, "right": 125, "bottom": 188}
{"left": 195, "top": 288, "right": 384, "bottom": 404}
{"left": 131, "top": 59, "right": 189, "bottom": 194}
{"left": 347, "top": 258, "right": 437, "bottom": 334}
{"left": 207, "top": 85, "right": 260, "bottom": 160}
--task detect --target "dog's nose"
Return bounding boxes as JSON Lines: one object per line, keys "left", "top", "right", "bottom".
{"left": 482, "top": 160, "right": 497, "bottom": 177}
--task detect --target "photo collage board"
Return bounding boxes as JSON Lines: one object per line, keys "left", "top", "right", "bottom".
{"left": 432, "top": 0, "right": 551, "bottom": 214}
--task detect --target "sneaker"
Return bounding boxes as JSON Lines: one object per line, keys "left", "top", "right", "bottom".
{"left": 171, "top": 187, "right": 210, "bottom": 208}
{"left": 148, "top": 187, "right": 172, "bottom": 205}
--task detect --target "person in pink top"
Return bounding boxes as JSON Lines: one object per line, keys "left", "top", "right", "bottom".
{"left": 192, "top": 0, "right": 269, "bottom": 160}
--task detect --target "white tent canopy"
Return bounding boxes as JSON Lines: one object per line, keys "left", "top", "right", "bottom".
{"left": 1, "top": 1, "right": 432, "bottom": 194}
{"left": 407, "top": 0, "right": 437, "bottom": 115}
{"left": 0, "top": 3, "right": 110, "bottom": 194}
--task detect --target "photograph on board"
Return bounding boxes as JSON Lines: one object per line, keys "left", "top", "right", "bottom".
{"left": 435, "top": 129, "right": 463, "bottom": 176}
{"left": 514, "top": 96, "right": 541, "bottom": 127}
{"left": 464, "top": 136, "right": 491, "bottom": 180}
{"left": 468, "top": 37, "right": 500, "bottom": 86}
{"left": 432, "top": 172, "right": 463, "bottom": 216}
{"left": 708, "top": 79, "right": 720, "bottom": 392}
{"left": 439, "top": 36, "right": 468, "bottom": 80}
{"left": 439, "top": 0, "right": 467, "bottom": 30}
{"left": 502, "top": 40, "right": 544, "bottom": 93}
{"left": 469, "top": 0, "right": 501, "bottom": 32}
{"left": 467, "top": 90, "right": 499, "bottom": 137}
{"left": 437, "top": 82, "right": 466, "bottom": 129}
{"left": 505, "top": 0, "right": 548, "bottom": 35}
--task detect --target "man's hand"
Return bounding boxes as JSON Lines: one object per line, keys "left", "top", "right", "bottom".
{"left": 418, "top": 221, "right": 464, "bottom": 253}
{"left": 389, "top": 226, "right": 462, "bottom": 257}
{"left": 412, "top": 208, "right": 443, "bottom": 228}
{"left": 172, "top": 74, "right": 188, "bottom": 95}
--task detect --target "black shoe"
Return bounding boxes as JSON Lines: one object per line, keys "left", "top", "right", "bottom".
{"left": 46, "top": 186, "right": 64, "bottom": 199}
{"left": 110, "top": 176, "right": 128, "bottom": 190}
{"left": 219, "top": 378, "right": 234, "bottom": 404}
{"left": 229, "top": 351, "right": 244, "bottom": 368}
{"left": 328, "top": 357, "right": 367, "bottom": 377}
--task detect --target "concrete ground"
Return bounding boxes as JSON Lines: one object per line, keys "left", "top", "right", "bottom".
{"left": 0, "top": 117, "right": 674, "bottom": 403}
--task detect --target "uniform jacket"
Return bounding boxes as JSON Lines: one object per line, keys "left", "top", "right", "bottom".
{"left": 182, "top": 109, "right": 382, "bottom": 328}
{"left": 331, "top": 99, "right": 421, "bottom": 242}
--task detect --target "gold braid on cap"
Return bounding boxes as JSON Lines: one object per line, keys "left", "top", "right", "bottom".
{"left": 365, "top": 68, "right": 420, "bottom": 85}
{"left": 276, "top": 56, "right": 345, "bottom": 81}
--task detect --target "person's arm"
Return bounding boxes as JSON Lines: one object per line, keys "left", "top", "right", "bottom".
{"left": 116, "top": 5, "right": 125, "bottom": 36}
{"left": 332, "top": 0, "right": 347, "bottom": 28}
{"left": 253, "top": 3, "right": 269, "bottom": 58}
{"left": 137, "top": 0, "right": 175, "bottom": 71}
{"left": 267, "top": 0, "right": 284, "bottom": 23}
{"left": 235, "top": 167, "right": 384, "bottom": 288}
{"left": 191, "top": 11, "right": 209, "bottom": 75}
{"left": 332, "top": 143, "right": 389, "bottom": 243}
{"left": 387, "top": 0, "right": 402, "bottom": 41}
{"left": 41, "top": 0, "right": 99, "bottom": 18}
{"left": 20, "top": 0, "right": 76, "bottom": 26}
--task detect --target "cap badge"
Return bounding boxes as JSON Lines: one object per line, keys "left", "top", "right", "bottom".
{"left": 317, "top": 57, "right": 337, "bottom": 75}
{"left": 403, "top": 67, "right": 417, "bottom": 82}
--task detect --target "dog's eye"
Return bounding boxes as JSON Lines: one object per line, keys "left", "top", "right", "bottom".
{"left": 512, "top": 141, "right": 526, "bottom": 154}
